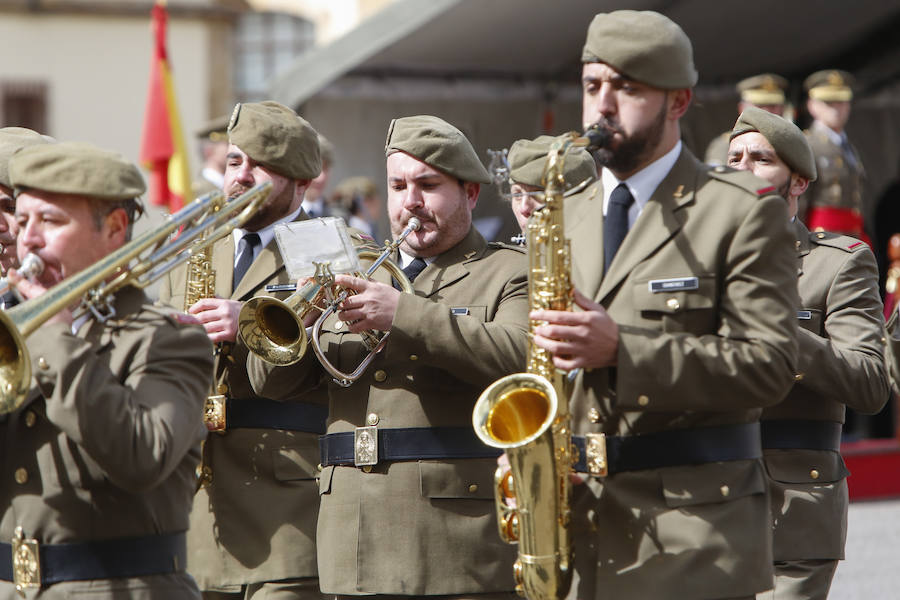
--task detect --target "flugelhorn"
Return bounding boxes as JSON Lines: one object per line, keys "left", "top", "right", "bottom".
{"left": 0, "top": 182, "right": 271, "bottom": 415}
{"left": 239, "top": 217, "right": 421, "bottom": 387}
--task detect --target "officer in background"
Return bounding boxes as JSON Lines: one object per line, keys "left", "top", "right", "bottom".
{"left": 249, "top": 115, "right": 528, "bottom": 598}
{"left": 505, "top": 134, "right": 597, "bottom": 235}
{"left": 727, "top": 106, "right": 890, "bottom": 600}
{"left": 193, "top": 115, "right": 230, "bottom": 199}
{"left": 301, "top": 134, "right": 336, "bottom": 219}
{"left": 159, "top": 101, "right": 329, "bottom": 599}
{"left": 0, "top": 142, "right": 214, "bottom": 598}
{"left": 532, "top": 11, "right": 799, "bottom": 599}
{"left": 799, "top": 70, "right": 868, "bottom": 243}
{"left": 704, "top": 73, "right": 789, "bottom": 166}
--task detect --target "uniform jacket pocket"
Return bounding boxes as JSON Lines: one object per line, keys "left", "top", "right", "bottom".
{"left": 764, "top": 449, "right": 849, "bottom": 484}
{"left": 633, "top": 275, "right": 716, "bottom": 333}
{"left": 661, "top": 459, "right": 766, "bottom": 507}
{"left": 419, "top": 459, "right": 495, "bottom": 499}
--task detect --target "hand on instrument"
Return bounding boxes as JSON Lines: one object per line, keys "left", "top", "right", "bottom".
{"left": 531, "top": 288, "right": 618, "bottom": 370}
{"left": 189, "top": 297, "right": 242, "bottom": 343}
{"left": 333, "top": 273, "right": 399, "bottom": 333}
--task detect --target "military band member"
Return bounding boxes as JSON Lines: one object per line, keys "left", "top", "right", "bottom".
{"left": 193, "top": 115, "right": 230, "bottom": 200}
{"left": 799, "top": 70, "right": 868, "bottom": 243}
{"left": 249, "top": 115, "right": 528, "bottom": 598}
{"left": 704, "top": 73, "right": 789, "bottom": 166}
{"left": 727, "top": 106, "right": 890, "bottom": 600}
{"left": 0, "top": 142, "right": 214, "bottom": 598}
{"left": 301, "top": 134, "right": 336, "bottom": 219}
{"left": 505, "top": 134, "right": 597, "bottom": 233}
{"left": 532, "top": 11, "right": 799, "bottom": 599}
{"left": 159, "top": 101, "right": 329, "bottom": 599}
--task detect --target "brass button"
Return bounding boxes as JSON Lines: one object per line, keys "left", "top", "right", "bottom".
{"left": 14, "top": 468, "right": 28, "bottom": 484}
{"left": 810, "top": 469, "right": 820, "bottom": 480}
{"left": 468, "top": 484, "right": 479, "bottom": 493}
{"left": 795, "top": 240, "right": 801, "bottom": 250}
{"left": 794, "top": 373, "right": 804, "bottom": 382}
{"left": 714, "top": 166, "right": 726, "bottom": 173}
{"left": 24, "top": 411, "right": 37, "bottom": 428}
{"left": 335, "top": 320, "right": 344, "bottom": 330}
{"left": 317, "top": 463, "right": 323, "bottom": 472}
{"left": 666, "top": 298, "right": 680, "bottom": 311}
{"left": 720, "top": 484, "right": 730, "bottom": 497}
{"left": 588, "top": 407, "right": 600, "bottom": 423}
{"left": 37, "top": 357, "right": 49, "bottom": 371}
{"left": 362, "top": 465, "right": 373, "bottom": 473}
{"left": 373, "top": 370, "right": 387, "bottom": 382}
{"left": 409, "top": 354, "right": 418, "bottom": 361}
{"left": 816, "top": 232, "right": 826, "bottom": 239}
{"left": 197, "top": 465, "right": 212, "bottom": 487}
{"left": 366, "top": 412, "right": 379, "bottom": 426}
{"left": 637, "top": 395, "right": 649, "bottom": 407}
{"left": 216, "top": 383, "right": 228, "bottom": 395}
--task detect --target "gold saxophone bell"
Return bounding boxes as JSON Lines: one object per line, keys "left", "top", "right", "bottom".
{"left": 0, "top": 183, "right": 272, "bottom": 415}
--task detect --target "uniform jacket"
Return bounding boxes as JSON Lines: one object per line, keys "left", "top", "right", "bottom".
{"left": 565, "top": 149, "right": 800, "bottom": 600}
{"left": 702, "top": 130, "right": 730, "bottom": 166}
{"left": 799, "top": 120, "right": 866, "bottom": 229}
{"left": 762, "top": 220, "right": 888, "bottom": 562}
{"left": 0, "top": 285, "right": 213, "bottom": 599}
{"left": 158, "top": 210, "right": 327, "bottom": 589}
{"left": 249, "top": 226, "right": 528, "bottom": 596}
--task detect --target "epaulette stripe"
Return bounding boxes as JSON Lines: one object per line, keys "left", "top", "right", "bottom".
{"left": 848, "top": 241, "right": 863, "bottom": 249}
{"left": 756, "top": 186, "right": 776, "bottom": 195}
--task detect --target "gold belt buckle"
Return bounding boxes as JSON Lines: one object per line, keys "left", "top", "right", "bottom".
{"left": 585, "top": 433, "right": 608, "bottom": 477}
{"left": 354, "top": 426, "right": 378, "bottom": 467}
{"left": 12, "top": 526, "right": 41, "bottom": 595}
{"left": 204, "top": 395, "right": 227, "bottom": 432}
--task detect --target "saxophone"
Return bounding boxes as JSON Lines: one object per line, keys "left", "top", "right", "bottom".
{"left": 472, "top": 129, "right": 606, "bottom": 600}
{"left": 184, "top": 196, "right": 225, "bottom": 310}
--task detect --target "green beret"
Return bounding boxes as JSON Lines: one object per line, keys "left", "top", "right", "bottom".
{"left": 228, "top": 101, "right": 322, "bottom": 180}
{"left": 508, "top": 135, "right": 597, "bottom": 190}
{"left": 730, "top": 106, "right": 817, "bottom": 181}
{"left": 0, "top": 127, "right": 55, "bottom": 189}
{"left": 581, "top": 10, "right": 698, "bottom": 89}
{"left": 737, "top": 73, "right": 788, "bottom": 105}
{"left": 804, "top": 69, "right": 854, "bottom": 102}
{"left": 10, "top": 141, "right": 146, "bottom": 200}
{"left": 195, "top": 114, "right": 230, "bottom": 142}
{"left": 384, "top": 115, "right": 491, "bottom": 184}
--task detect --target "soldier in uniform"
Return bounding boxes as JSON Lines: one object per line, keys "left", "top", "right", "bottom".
{"left": 193, "top": 115, "right": 230, "bottom": 200}
{"left": 505, "top": 134, "right": 597, "bottom": 233}
{"left": 704, "top": 73, "right": 789, "bottom": 166}
{"left": 249, "top": 115, "right": 528, "bottom": 598}
{"left": 301, "top": 134, "right": 336, "bottom": 219}
{"left": 159, "top": 101, "right": 330, "bottom": 600}
{"left": 531, "top": 11, "right": 800, "bottom": 599}
{"left": 798, "top": 70, "right": 867, "bottom": 243}
{"left": 727, "top": 106, "right": 890, "bottom": 600}
{"left": 0, "top": 141, "right": 214, "bottom": 598}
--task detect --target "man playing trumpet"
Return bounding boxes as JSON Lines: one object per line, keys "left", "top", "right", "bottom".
{"left": 0, "top": 142, "right": 214, "bottom": 598}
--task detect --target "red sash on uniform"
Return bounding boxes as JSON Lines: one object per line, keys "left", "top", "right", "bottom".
{"left": 806, "top": 206, "right": 871, "bottom": 247}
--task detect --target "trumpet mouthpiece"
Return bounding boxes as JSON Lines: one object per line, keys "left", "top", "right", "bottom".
{"left": 407, "top": 217, "right": 421, "bottom": 231}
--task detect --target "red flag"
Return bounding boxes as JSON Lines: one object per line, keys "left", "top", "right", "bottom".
{"left": 140, "top": 0, "right": 191, "bottom": 212}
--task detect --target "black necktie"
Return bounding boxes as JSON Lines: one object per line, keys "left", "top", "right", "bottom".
{"left": 394, "top": 257, "right": 427, "bottom": 289}
{"left": 604, "top": 183, "right": 634, "bottom": 274}
{"left": 233, "top": 232, "right": 260, "bottom": 291}
{"left": 840, "top": 137, "right": 858, "bottom": 169}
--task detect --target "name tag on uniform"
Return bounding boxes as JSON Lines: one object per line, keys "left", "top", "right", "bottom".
{"left": 451, "top": 307, "right": 470, "bottom": 316}
{"left": 648, "top": 277, "right": 699, "bottom": 293}
{"left": 265, "top": 283, "right": 297, "bottom": 293}
{"left": 797, "top": 310, "right": 812, "bottom": 320}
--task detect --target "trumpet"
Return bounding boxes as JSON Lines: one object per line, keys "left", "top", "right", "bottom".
{"left": 239, "top": 217, "right": 421, "bottom": 387}
{"left": 0, "top": 182, "right": 271, "bottom": 415}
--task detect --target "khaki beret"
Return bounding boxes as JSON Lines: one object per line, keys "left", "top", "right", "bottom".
{"left": 334, "top": 175, "right": 377, "bottom": 198}
{"left": 0, "top": 127, "right": 55, "bottom": 189}
{"left": 508, "top": 135, "right": 597, "bottom": 190}
{"left": 730, "top": 106, "right": 817, "bottom": 181}
{"left": 317, "top": 134, "right": 335, "bottom": 168}
{"left": 804, "top": 70, "right": 854, "bottom": 102}
{"left": 10, "top": 141, "right": 146, "bottom": 200}
{"left": 737, "top": 73, "right": 788, "bottom": 105}
{"left": 385, "top": 115, "right": 491, "bottom": 184}
{"left": 195, "top": 115, "right": 230, "bottom": 142}
{"left": 582, "top": 10, "right": 697, "bottom": 89}
{"left": 228, "top": 101, "right": 322, "bottom": 180}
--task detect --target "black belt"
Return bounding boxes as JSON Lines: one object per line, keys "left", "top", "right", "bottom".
{"left": 573, "top": 423, "right": 762, "bottom": 474}
{"left": 226, "top": 398, "right": 327, "bottom": 434}
{"left": 0, "top": 531, "right": 185, "bottom": 585}
{"left": 761, "top": 419, "right": 842, "bottom": 451}
{"left": 320, "top": 426, "right": 502, "bottom": 467}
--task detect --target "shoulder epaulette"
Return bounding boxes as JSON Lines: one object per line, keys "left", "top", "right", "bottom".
{"left": 487, "top": 241, "right": 527, "bottom": 254}
{"left": 706, "top": 165, "right": 779, "bottom": 197}
{"left": 808, "top": 229, "right": 868, "bottom": 253}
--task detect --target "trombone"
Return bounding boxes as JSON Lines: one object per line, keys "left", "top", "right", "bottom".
{"left": 0, "top": 182, "right": 272, "bottom": 414}
{"left": 238, "top": 217, "right": 421, "bottom": 387}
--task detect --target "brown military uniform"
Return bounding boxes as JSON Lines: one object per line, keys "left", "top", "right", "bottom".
{"left": 758, "top": 220, "right": 889, "bottom": 600}
{"left": 0, "top": 285, "right": 214, "bottom": 599}
{"left": 565, "top": 151, "right": 799, "bottom": 600}
{"left": 249, "top": 226, "right": 528, "bottom": 596}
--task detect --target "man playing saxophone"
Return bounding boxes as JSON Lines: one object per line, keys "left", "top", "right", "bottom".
{"left": 531, "top": 11, "right": 800, "bottom": 600}
{"left": 249, "top": 115, "right": 528, "bottom": 599}
{"left": 158, "top": 101, "right": 336, "bottom": 600}
{"left": 0, "top": 142, "right": 214, "bottom": 598}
